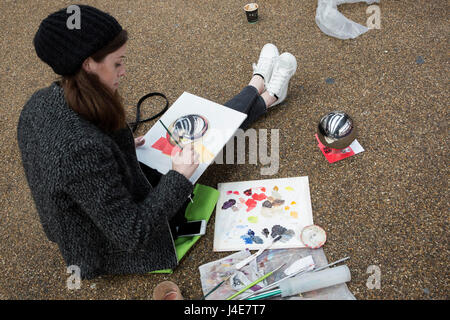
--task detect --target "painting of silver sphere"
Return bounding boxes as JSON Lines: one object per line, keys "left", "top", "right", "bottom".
{"left": 168, "top": 114, "right": 209, "bottom": 145}
{"left": 317, "top": 111, "right": 356, "bottom": 149}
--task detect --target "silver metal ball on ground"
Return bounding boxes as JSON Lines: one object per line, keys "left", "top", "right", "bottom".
{"left": 317, "top": 111, "right": 356, "bottom": 150}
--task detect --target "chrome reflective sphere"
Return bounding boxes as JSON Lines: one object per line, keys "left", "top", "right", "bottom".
{"left": 168, "top": 114, "right": 209, "bottom": 145}
{"left": 317, "top": 111, "right": 356, "bottom": 149}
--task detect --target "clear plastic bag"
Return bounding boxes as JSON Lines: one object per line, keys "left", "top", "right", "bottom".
{"left": 315, "top": 0, "right": 380, "bottom": 39}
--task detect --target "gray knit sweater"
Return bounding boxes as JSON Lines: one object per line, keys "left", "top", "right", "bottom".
{"left": 17, "top": 82, "right": 194, "bottom": 279}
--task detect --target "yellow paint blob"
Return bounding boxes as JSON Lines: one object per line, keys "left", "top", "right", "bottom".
{"left": 285, "top": 206, "right": 290, "bottom": 210}
{"left": 247, "top": 216, "right": 258, "bottom": 223}
{"left": 285, "top": 186, "right": 294, "bottom": 191}
{"left": 290, "top": 211, "right": 299, "bottom": 218}
{"left": 193, "top": 142, "right": 215, "bottom": 163}
{"left": 291, "top": 201, "right": 297, "bottom": 205}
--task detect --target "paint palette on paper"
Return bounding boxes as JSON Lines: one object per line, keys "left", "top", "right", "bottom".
{"left": 136, "top": 92, "right": 247, "bottom": 184}
{"left": 213, "top": 176, "right": 314, "bottom": 252}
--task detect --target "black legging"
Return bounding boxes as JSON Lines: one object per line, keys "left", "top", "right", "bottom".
{"left": 224, "top": 85, "right": 267, "bottom": 130}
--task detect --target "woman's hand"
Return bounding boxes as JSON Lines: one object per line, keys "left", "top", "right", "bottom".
{"left": 171, "top": 143, "right": 200, "bottom": 179}
{"left": 134, "top": 136, "right": 145, "bottom": 148}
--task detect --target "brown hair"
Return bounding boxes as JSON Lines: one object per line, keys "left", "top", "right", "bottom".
{"left": 60, "top": 30, "right": 128, "bottom": 132}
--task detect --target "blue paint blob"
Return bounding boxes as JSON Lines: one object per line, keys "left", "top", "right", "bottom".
{"left": 325, "top": 77, "right": 335, "bottom": 84}
{"left": 241, "top": 229, "right": 264, "bottom": 245}
{"left": 416, "top": 56, "right": 424, "bottom": 65}
{"left": 240, "top": 234, "right": 253, "bottom": 244}
{"left": 252, "top": 236, "right": 264, "bottom": 244}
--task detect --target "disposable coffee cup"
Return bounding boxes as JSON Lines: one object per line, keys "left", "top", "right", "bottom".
{"left": 244, "top": 3, "right": 258, "bottom": 23}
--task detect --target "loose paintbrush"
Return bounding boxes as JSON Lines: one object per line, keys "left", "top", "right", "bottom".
{"left": 238, "top": 264, "right": 312, "bottom": 300}
{"left": 225, "top": 263, "right": 285, "bottom": 300}
{"left": 246, "top": 288, "right": 282, "bottom": 300}
{"left": 200, "top": 274, "right": 233, "bottom": 300}
{"left": 235, "top": 235, "right": 282, "bottom": 270}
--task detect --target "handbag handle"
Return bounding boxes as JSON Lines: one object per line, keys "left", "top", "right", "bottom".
{"left": 129, "top": 92, "right": 169, "bottom": 133}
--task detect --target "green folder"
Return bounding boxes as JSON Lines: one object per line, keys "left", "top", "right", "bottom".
{"left": 150, "top": 183, "right": 219, "bottom": 274}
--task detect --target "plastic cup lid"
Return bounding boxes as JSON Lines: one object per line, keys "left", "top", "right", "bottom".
{"left": 301, "top": 225, "right": 327, "bottom": 249}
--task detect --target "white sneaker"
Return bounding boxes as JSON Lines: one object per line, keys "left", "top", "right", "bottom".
{"left": 252, "top": 43, "right": 280, "bottom": 89}
{"left": 266, "top": 52, "right": 297, "bottom": 107}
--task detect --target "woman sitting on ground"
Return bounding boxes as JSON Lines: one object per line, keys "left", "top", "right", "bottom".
{"left": 17, "top": 5, "right": 297, "bottom": 279}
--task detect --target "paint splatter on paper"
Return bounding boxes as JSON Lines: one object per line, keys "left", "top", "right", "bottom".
{"left": 251, "top": 193, "right": 267, "bottom": 201}
{"left": 247, "top": 216, "right": 258, "bottom": 223}
{"left": 245, "top": 198, "right": 257, "bottom": 212}
{"left": 222, "top": 199, "right": 236, "bottom": 209}
{"left": 271, "top": 224, "right": 287, "bottom": 238}
{"left": 262, "top": 200, "right": 272, "bottom": 208}
{"left": 240, "top": 229, "right": 263, "bottom": 244}
{"left": 270, "top": 225, "right": 295, "bottom": 243}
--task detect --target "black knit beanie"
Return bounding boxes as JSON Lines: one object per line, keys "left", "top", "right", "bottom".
{"left": 33, "top": 5, "right": 123, "bottom": 76}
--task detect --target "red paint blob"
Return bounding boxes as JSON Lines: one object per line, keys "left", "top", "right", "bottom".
{"left": 245, "top": 198, "right": 257, "bottom": 212}
{"left": 252, "top": 193, "right": 267, "bottom": 201}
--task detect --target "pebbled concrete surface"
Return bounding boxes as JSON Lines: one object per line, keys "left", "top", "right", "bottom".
{"left": 0, "top": 0, "right": 448, "bottom": 300}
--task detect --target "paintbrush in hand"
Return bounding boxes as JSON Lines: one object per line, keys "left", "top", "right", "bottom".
{"left": 159, "top": 120, "right": 183, "bottom": 149}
